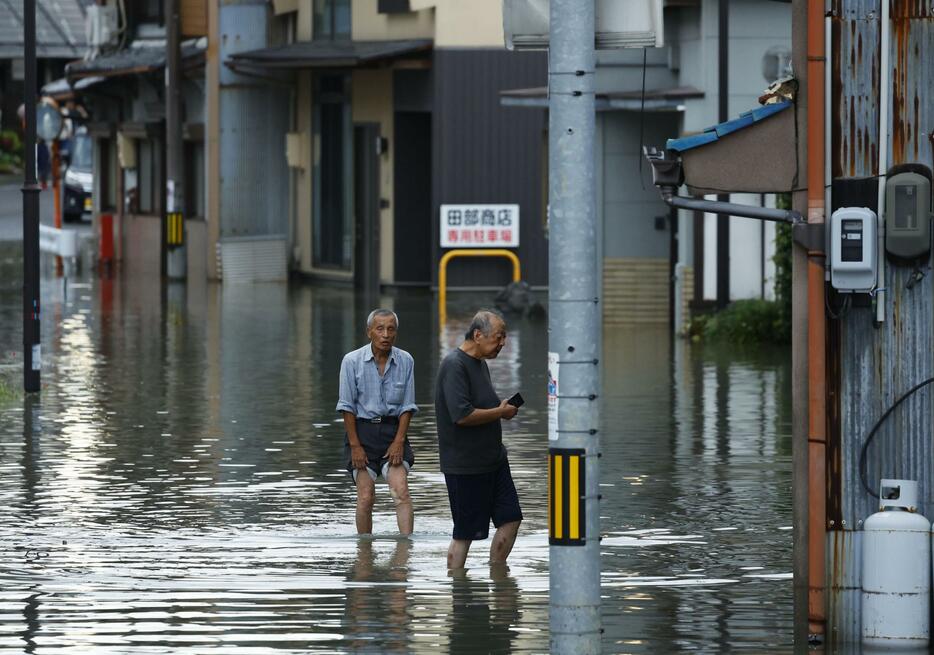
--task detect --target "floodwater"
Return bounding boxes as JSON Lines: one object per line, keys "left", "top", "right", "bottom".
{"left": 0, "top": 244, "right": 796, "bottom": 653}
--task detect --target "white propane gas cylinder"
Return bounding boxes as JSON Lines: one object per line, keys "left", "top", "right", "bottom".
{"left": 862, "top": 479, "right": 931, "bottom": 647}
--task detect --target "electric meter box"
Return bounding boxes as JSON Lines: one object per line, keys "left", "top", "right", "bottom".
{"left": 885, "top": 171, "right": 932, "bottom": 260}
{"left": 830, "top": 207, "right": 877, "bottom": 293}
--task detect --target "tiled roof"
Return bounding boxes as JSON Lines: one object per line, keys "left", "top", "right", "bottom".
{"left": 666, "top": 101, "right": 793, "bottom": 153}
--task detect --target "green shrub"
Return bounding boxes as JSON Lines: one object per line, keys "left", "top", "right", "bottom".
{"left": 0, "top": 374, "right": 19, "bottom": 405}
{"left": 0, "top": 130, "right": 22, "bottom": 155}
{"left": 773, "top": 193, "right": 793, "bottom": 341}
{"left": 689, "top": 299, "right": 788, "bottom": 345}
{"left": 0, "top": 130, "right": 24, "bottom": 173}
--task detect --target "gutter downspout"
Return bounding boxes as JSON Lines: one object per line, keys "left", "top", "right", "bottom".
{"left": 875, "top": 0, "right": 890, "bottom": 324}
{"left": 806, "top": 0, "right": 827, "bottom": 640}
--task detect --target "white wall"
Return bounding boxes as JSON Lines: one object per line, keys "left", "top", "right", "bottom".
{"left": 703, "top": 193, "right": 779, "bottom": 302}
{"left": 678, "top": 0, "right": 792, "bottom": 131}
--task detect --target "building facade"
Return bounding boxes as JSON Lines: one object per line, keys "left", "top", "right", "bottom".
{"left": 222, "top": 0, "right": 547, "bottom": 288}
{"left": 503, "top": 0, "right": 792, "bottom": 327}
{"left": 60, "top": 0, "right": 791, "bottom": 329}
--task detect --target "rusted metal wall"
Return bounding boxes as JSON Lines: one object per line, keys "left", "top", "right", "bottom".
{"left": 828, "top": 0, "right": 934, "bottom": 644}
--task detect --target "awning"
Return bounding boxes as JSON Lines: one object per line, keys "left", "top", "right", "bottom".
{"left": 666, "top": 100, "right": 792, "bottom": 152}
{"left": 42, "top": 76, "right": 105, "bottom": 101}
{"left": 227, "top": 39, "right": 433, "bottom": 69}
{"left": 500, "top": 85, "right": 704, "bottom": 111}
{"left": 662, "top": 100, "right": 797, "bottom": 195}
{"left": 66, "top": 41, "right": 206, "bottom": 80}
{"left": 0, "top": 0, "right": 86, "bottom": 59}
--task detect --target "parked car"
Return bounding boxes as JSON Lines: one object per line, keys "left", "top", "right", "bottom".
{"left": 63, "top": 127, "right": 92, "bottom": 222}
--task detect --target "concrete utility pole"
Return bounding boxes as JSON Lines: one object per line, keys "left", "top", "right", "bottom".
{"left": 547, "top": 0, "right": 601, "bottom": 652}
{"left": 165, "top": 0, "right": 186, "bottom": 279}
{"left": 22, "top": 0, "right": 40, "bottom": 393}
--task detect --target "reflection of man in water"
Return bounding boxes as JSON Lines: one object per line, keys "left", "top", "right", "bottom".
{"left": 345, "top": 539, "right": 412, "bottom": 652}
{"left": 449, "top": 564, "right": 521, "bottom": 654}
{"left": 435, "top": 310, "right": 522, "bottom": 569}
{"left": 337, "top": 309, "right": 417, "bottom": 535}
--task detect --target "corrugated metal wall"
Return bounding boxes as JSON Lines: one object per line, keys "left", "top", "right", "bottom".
{"left": 432, "top": 49, "right": 548, "bottom": 287}
{"left": 829, "top": 0, "right": 934, "bottom": 642}
{"left": 218, "top": 2, "right": 289, "bottom": 240}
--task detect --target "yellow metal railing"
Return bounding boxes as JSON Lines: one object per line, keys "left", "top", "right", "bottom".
{"left": 439, "top": 249, "right": 521, "bottom": 325}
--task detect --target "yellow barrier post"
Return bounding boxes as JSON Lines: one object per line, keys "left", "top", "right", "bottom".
{"left": 438, "top": 249, "right": 521, "bottom": 325}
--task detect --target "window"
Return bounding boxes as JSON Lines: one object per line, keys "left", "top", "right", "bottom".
{"left": 184, "top": 141, "right": 205, "bottom": 219}
{"left": 312, "top": 74, "right": 352, "bottom": 269}
{"left": 71, "top": 134, "right": 93, "bottom": 171}
{"left": 137, "top": 138, "right": 161, "bottom": 215}
{"left": 98, "top": 137, "right": 116, "bottom": 210}
{"left": 137, "top": 0, "right": 163, "bottom": 24}
{"left": 378, "top": 0, "right": 410, "bottom": 14}
{"left": 313, "top": 0, "right": 350, "bottom": 40}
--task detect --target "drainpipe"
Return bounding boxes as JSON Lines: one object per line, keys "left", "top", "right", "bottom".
{"left": 806, "top": 0, "right": 827, "bottom": 641}
{"left": 874, "top": 0, "right": 890, "bottom": 324}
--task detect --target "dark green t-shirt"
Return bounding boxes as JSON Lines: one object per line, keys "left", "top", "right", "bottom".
{"left": 435, "top": 348, "right": 506, "bottom": 474}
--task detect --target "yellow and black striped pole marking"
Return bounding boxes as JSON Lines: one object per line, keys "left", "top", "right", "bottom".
{"left": 549, "top": 448, "right": 585, "bottom": 546}
{"left": 166, "top": 212, "right": 184, "bottom": 248}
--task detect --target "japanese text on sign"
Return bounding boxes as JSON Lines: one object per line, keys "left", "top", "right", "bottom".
{"left": 440, "top": 204, "right": 520, "bottom": 248}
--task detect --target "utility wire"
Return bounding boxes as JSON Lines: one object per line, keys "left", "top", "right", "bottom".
{"left": 638, "top": 47, "right": 647, "bottom": 189}
{"left": 859, "top": 376, "right": 934, "bottom": 498}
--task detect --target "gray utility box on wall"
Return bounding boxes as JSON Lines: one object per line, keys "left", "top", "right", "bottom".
{"left": 885, "top": 170, "right": 932, "bottom": 261}
{"left": 830, "top": 207, "right": 877, "bottom": 293}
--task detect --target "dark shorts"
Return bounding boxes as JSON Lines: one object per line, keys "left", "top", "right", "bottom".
{"left": 444, "top": 458, "right": 523, "bottom": 541}
{"left": 344, "top": 419, "right": 414, "bottom": 483}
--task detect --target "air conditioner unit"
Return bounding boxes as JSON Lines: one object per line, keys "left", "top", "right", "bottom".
{"left": 504, "top": 0, "right": 664, "bottom": 50}
{"left": 86, "top": 5, "right": 119, "bottom": 48}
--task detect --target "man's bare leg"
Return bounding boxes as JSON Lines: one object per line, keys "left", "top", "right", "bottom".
{"left": 448, "top": 538, "right": 471, "bottom": 569}
{"left": 386, "top": 464, "right": 413, "bottom": 536}
{"left": 355, "top": 473, "right": 376, "bottom": 534}
{"left": 489, "top": 520, "right": 520, "bottom": 563}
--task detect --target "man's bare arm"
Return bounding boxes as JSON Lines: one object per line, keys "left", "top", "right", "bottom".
{"left": 456, "top": 399, "right": 517, "bottom": 426}
{"left": 343, "top": 411, "right": 367, "bottom": 469}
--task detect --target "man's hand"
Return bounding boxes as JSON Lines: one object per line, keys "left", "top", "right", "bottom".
{"left": 384, "top": 439, "right": 405, "bottom": 467}
{"left": 499, "top": 397, "right": 519, "bottom": 420}
{"left": 350, "top": 444, "right": 368, "bottom": 470}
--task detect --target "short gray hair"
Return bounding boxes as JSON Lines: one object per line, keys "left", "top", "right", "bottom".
{"left": 367, "top": 309, "right": 399, "bottom": 329}
{"left": 464, "top": 309, "right": 504, "bottom": 341}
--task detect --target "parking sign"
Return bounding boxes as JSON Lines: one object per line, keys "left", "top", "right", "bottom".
{"left": 440, "top": 204, "right": 520, "bottom": 248}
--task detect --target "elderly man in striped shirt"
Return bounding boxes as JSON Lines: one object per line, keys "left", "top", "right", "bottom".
{"left": 336, "top": 309, "right": 418, "bottom": 535}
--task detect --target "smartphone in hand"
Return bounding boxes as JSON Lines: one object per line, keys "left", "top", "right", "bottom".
{"left": 507, "top": 392, "right": 525, "bottom": 408}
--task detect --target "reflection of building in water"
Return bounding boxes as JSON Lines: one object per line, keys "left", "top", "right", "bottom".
{"left": 343, "top": 539, "right": 412, "bottom": 652}
{"left": 601, "top": 328, "right": 792, "bottom": 650}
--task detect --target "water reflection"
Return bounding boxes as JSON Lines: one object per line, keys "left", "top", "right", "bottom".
{"left": 450, "top": 564, "right": 521, "bottom": 654}
{"left": 0, "top": 246, "right": 799, "bottom": 652}
{"left": 344, "top": 538, "right": 412, "bottom": 652}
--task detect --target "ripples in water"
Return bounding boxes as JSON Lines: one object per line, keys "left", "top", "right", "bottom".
{"left": 0, "top": 255, "right": 794, "bottom": 652}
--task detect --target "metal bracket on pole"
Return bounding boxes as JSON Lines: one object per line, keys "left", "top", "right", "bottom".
{"left": 642, "top": 146, "right": 805, "bottom": 225}
{"left": 792, "top": 222, "right": 825, "bottom": 251}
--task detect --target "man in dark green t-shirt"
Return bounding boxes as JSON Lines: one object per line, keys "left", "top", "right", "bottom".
{"left": 434, "top": 309, "right": 522, "bottom": 569}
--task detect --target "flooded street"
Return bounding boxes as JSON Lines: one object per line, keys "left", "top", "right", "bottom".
{"left": 0, "top": 246, "right": 794, "bottom": 653}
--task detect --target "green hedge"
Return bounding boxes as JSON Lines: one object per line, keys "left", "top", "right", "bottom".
{"left": 0, "top": 130, "right": 23, "bottom": 174}
{"left": 0, "top": 372, "right": 19, "bottom": 405}
{"left": 689, "top": 299, "right": 789, "bottom": 345}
